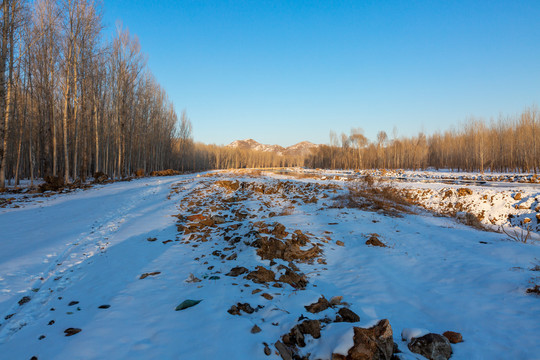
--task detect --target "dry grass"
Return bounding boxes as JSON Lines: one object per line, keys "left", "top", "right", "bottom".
{"left": 334, "top": 183, "right": 413, "bottom": 217}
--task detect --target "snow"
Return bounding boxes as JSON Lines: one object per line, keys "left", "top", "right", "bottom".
{"left": 1, "top": 171, "right": 539, "bottom": 359}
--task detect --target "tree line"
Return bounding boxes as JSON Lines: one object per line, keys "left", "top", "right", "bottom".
{"left": 306, "top": 107, "right": 540, "bottom": 173}
{"left": 0, "top": 0, "right": 190, "bottom": 189}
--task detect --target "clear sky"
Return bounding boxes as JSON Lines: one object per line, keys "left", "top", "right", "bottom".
{"left": 103, "top": 0, "right": 540, "bottom": 147}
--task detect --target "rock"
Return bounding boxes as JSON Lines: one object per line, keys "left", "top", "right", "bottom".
{"left": 272, "top": 223, "right": 288, "bottom": 238}
{"left": 261, "top": 293, "right": 273, "bottom": 300}
{"left": 333, "top": 319, "right": 393, "bottom": 360}
{"left": 278, "top": 268, "right": 308, "bottom": 289}
{"left": 336, "top": 240, "right": 345, "bottom": 246}
{"left": 228, "top": 303, "right": 255, "bottom": 315}
{"left": 147, "top": 237, "right": 157, "bottom": 242}
{"left": 68, "top": 301, "right": 79, "bottom": 306}
{"left": 38, "top": 335, "right": 46, "bottom": 340}
{"left": 305, "top": 296, "right": 331, "bottom": 313}
{"left": 185, "top": 273, "right": 202, "bottom": 283}
{"left": 264, "top": 343, "right": 272, "bottom": 356}
{"left": 337, "top": 307, "right": 360, "bottom": 322}
{"left": 275, "top": 340, "right": 293, "bottom": 360}
{"left": 98, "top": 305, "right": 110, "bottom": 309}
{"left": 366, "top": 234, "right": 386, "bottom": 247}
{"left": 226, "top": 266, "right": 249, "bottom": 277}
{"left": 457, "top": 188, "right": 473, "bottom": 196}
{"left": 140, "top": 271, "right": 161, "bottom": 279}
{"left": 330, "top": 296, "right": 343, "bottom": 306}
{"left": 251, "top": 325, "right": 262, "bottom": 334}
{"left": 297, "top": 319, "right": 321, "bottom": 340}
{"left": 443, "top": 331, "right": 463, "bottom": 344}
{"left": 408, "top": 333, "right": 452, "bottom": 360}
{"left": 175, "top": 299, "right": 202, "bottom": 311}
{"left": 18, "top": 296, "right": 31, "bottom": 306}
{"left": 514, "top": 192, "right": 523, "bottom": 201}
{"left": 64, "top": 328, "right": 82, "bottom": 336}
{"left": 246, "top": 266, "right": 276, "bottom": 284}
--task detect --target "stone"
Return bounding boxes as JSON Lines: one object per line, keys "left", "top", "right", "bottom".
{"left": 18, "top": 296, "right": 31, "bottom": 306}
{"left": 275, "top": 341, "right": 293, "bottom": 360}
{"left": 64, "top": 328, "right": 82, "bottom": 336}
{"left": 336, "top": 240, "right": 345, "bottom": 246}
{"left": 264, "top": 343, "right": 272, "bottom": 356}
{"left": 246, "top": 266, "right": 276, "bottom": 284}
{"left": 226, "top": 266, "right": 249, "bottom": 277}
{"left": 443, "top": 331, "right": 463, "bottom": 344}
{"left": 175, "top": 299, "right": 202, "bottom": 311}
{"left": 261, "top": 293, "right": 273, "bottom": 300}
{"left": 408, "top": 333, "right": 453, "bottom": 360}
{"left": 305, "top": 296, "right": 331, "bottom": 313}
{"left": 457, "top": 188, "right": 473, "bottom": 196}
{"left": 337, "top": 307, "right": 360, "bottom": 322}
{"left": 279, "top": 268, "right": 308, "bottom": 289}
{"left": 333, "top": 319, "right": 393, "bottom": 360}
{"left": 251, "top": 325, "right": 262, "bottom": 334}
{"left": 98, "top": 305, "right": 110, "bottom": 309}
{"left": 68, "top": 301, "right": 79, "bottom": 306}
{"left": 228, "top": 303, "right": 255, "bottom": 315}
{"left": 366, "top": 234, "right": 386, "bottom": 247}
{"left": 330, "top": 296, "right": 343, "bottom": 306}
{"left": 514, "top": 192, "right": 522, "bottom": 201}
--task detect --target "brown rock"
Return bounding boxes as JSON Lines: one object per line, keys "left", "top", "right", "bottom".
{"left": 228, "top": 303, "right": 255, "bottom": 315}
{"left": 305, "top": 296, "right": 331, "bottom": 313}
{"left": 408, "top": 333, "right": 452, "bottom": 360}
{"left": 251, "top": 325, "right": 262, "bottom": 334}
{"left": 226, "top": 266, "right": 249, "bottom": 277}
{"left": 333, "top": 319, "right": 393, "bottom": 360}
{"left": 64, "top": 328, "right": 82, "bottom": 337}
{"left": 261, "top": 293, "right": 274, "bottom": 300}
{"left": 246, "top": 266, "right": 276, "bottom": 284}
{"left": 279, "top": 268, "right": 308, "bottom": 289}
{"left": 443, "top": 331, "right": 463, "bottom": 344}
{"left": 514, "top": 192, "right": 523, "bottom": 201}
{"left": 297, "top": 319, "right": 321, "bottom": 340}
{"left": 275, "top": 340, "right": 293, "bottom": 360}
{"left": 336, "top": 240, "right": 345, "bottom": 246}
{"left": 365, "top": 234, "right": 386, "bottom": 247}
{"left": 337, "top": 308, "right": 360, "bottom": 323}
{"left": 264, "top": 343, "right": 272, "bottom": 356}
{"left": 457, "top": 188, "right": 473, "bottom": 196}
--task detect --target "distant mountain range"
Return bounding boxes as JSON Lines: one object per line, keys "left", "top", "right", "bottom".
{"left": 227, "top": 139, "right": 319, "bottom": 157}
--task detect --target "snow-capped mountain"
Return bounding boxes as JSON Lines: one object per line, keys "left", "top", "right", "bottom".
{"left": 227, "top": 139, "right": 318, "bottom": 157}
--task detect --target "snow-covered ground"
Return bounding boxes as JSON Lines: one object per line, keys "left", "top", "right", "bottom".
{"left": 0, "top": 171, "right": 539, "bottom": 359}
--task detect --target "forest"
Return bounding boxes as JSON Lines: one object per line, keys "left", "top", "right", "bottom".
{"left": 0, "top": 0, "right": 191, "bottom": 189}
{"left": 1, "top": 1, "right": 539, "bottom": 191}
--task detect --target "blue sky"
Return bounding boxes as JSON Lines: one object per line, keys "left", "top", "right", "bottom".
{"left": 104, "top": 0, "right": 540, "bottom": 146}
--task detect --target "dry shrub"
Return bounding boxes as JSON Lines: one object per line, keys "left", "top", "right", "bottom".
{"left": 335, "top": 183, "right": 413, "bottom": 217}
{"left": 39, "top": 175, "right": 65, "bottom": 192}
{"left": 135, "top": 169, "right": 145, "bottom": 177}
{"left": 93, "top": 171, "right": 109, "bottom": 184}
{"left": 150, "top": 169, "right": 180, "bottom": 176}
{"left": 456, "top": 212, "right": 486, "bottom": 231}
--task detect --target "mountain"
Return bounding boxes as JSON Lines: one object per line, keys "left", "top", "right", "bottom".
{"left": 227, "top": 139, "right": 318, "bottom": 157}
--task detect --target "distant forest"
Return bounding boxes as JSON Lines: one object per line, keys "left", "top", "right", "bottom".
{"left": 1, "top": 1, "right": 538, "bottom": 190}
